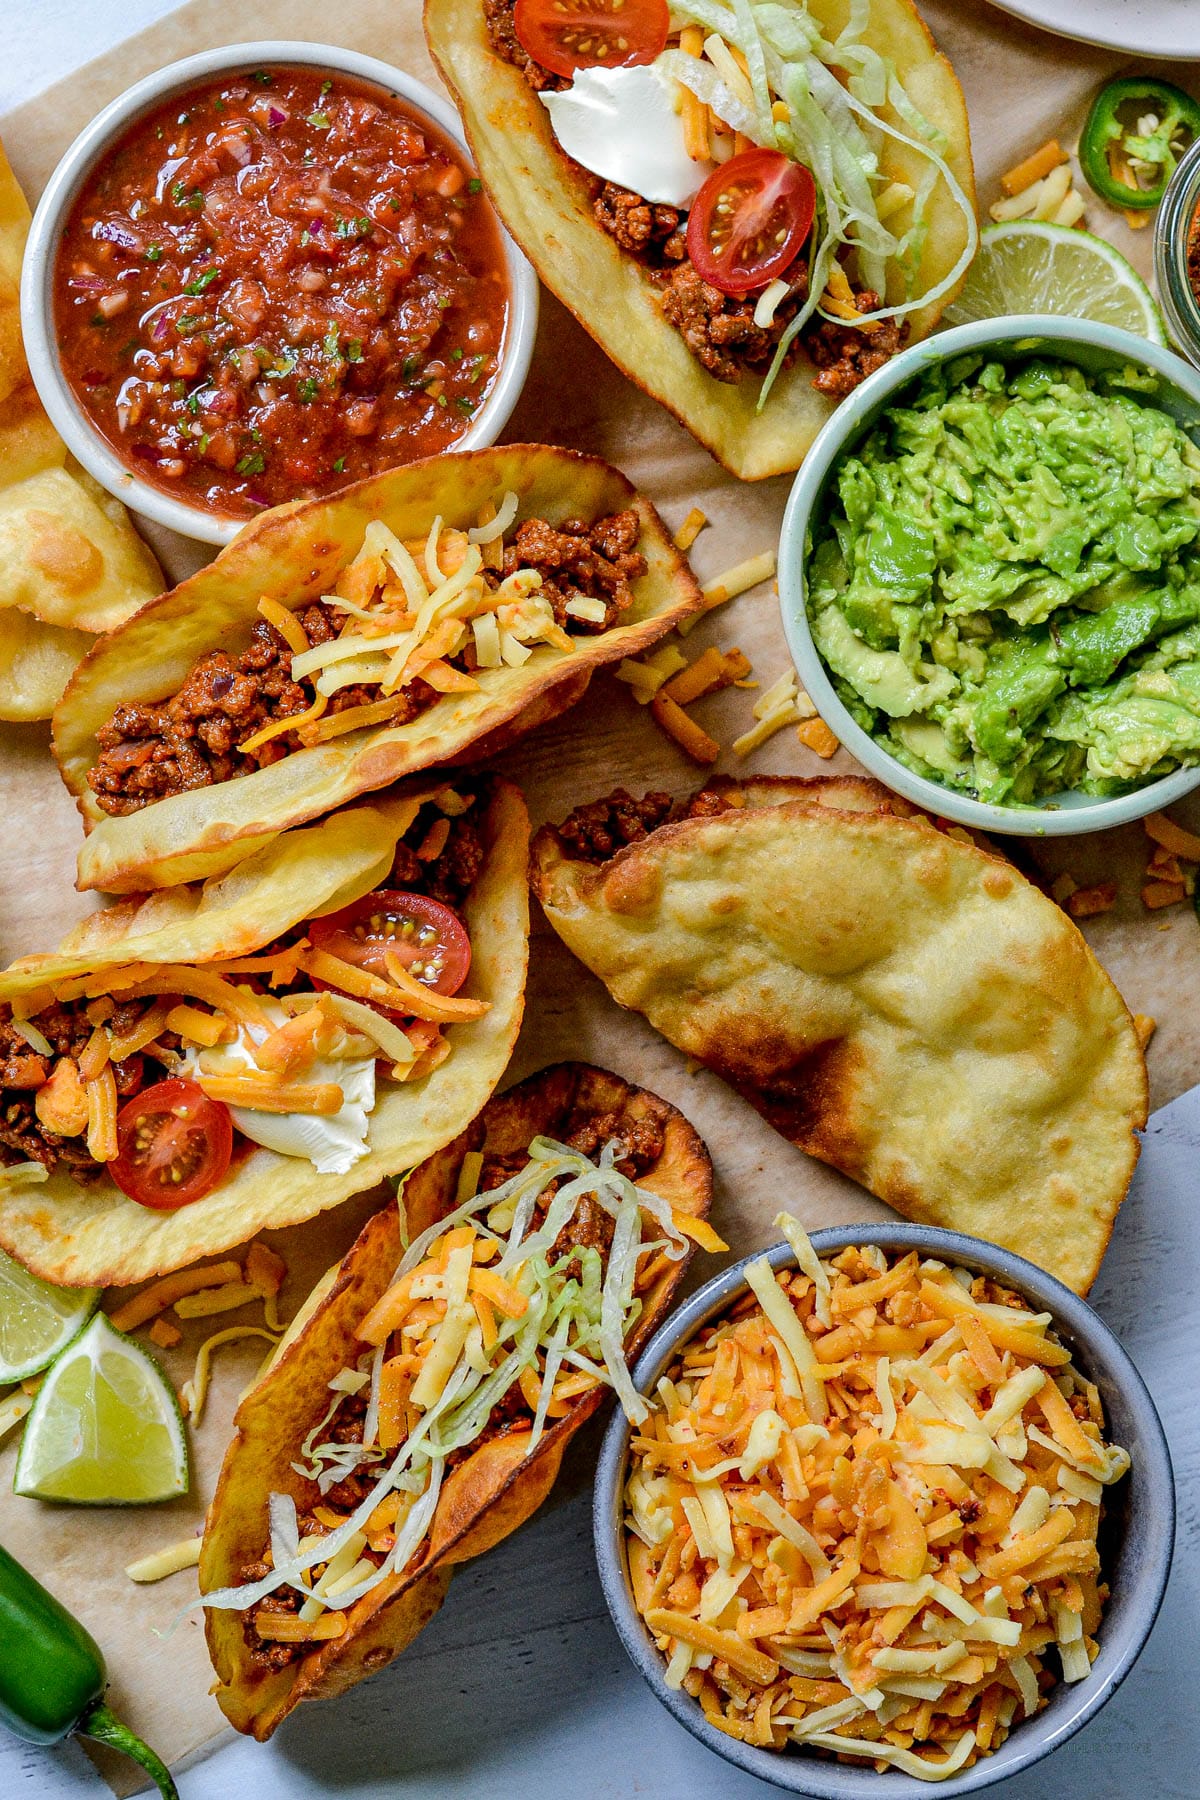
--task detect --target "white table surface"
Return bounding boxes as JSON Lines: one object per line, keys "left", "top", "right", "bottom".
{"left": 2, "top": 5, "right": 1198, "bottom": 1797}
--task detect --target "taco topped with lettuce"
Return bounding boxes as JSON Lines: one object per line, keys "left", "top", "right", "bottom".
{"left": 0, "top": 777, "right": 529, "bottom": 1287}
{"left": 202, "top": 1061, "right": 718, "bottom": 1739}
{"left": 53, "top": 444, "right": 702, "bottom": 894}
{"left": 425, "top": 0, "right": 976, "bottom": 478}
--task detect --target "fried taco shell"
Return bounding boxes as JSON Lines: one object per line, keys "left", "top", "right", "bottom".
{"left": 0, "top": 142, "right": 162, "bottom": 718}
{"left": 202, "top": 1060, "right": 715, "bottom": 1738}
{"left": 424, "top": 0, "right": 975, "bottom": 481}
{"left": 53, "top": 444, "right": 701, "bottom": 893}
{"left": 0, "top": 778, "right": 529, "bottom": 1286}
{"left": 531, "top": 776, "right": 1147, "bottom": 1292}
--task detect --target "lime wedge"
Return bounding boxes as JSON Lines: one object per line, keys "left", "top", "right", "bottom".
{"left": 942, "top": 220, "right": 1167, "bottom": 345}
{"left": 14, "top": 1313, "right": 189, "bottom": 1505}
{"left": 0, "top": 1248, "right": 100, "bottom": 1385}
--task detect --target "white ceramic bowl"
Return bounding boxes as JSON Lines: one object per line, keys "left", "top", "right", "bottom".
{"left": 779, "top": 316, "right": 1200, "bottom": 837}
{"left": 20, "top": 41, "right": 539, "bottom": 546}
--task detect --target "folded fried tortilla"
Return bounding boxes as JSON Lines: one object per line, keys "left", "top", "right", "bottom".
{"left": 531, "top": 776, "right": 1147, "bottom": 1292}
{"left": 52, "top": 444, "right": 702, "bottom": 894}
{"left": 0, "top": 139, "right": 163, "bottom": 718}
{"left": 201, "top": 1060, "right": 715, "bottom": 1738}
{"left": 0, "top": 777, "right": 529, "bottom": 1286}
{"left": 425, "top": 0, "right": 975, "bottom": 481}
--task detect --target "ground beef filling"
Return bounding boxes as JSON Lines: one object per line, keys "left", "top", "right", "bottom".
{"left": 87, "top": 512, "right": 644, "bottom": 817}
{"left": 484, "top": 0, "right": 905, "bottom": 392}
{"left": 554, "top": 784, "right": 743, "bottom": 864}
{"left": 0, "top": 999, "right": 164, "bottom": 1178}
{"left": 242, "top": 1097, "right": 668, "bottom": 1667}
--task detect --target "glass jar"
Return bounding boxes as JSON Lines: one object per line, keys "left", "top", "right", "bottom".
{"left": 1155, "top": 134, "right": 1200, "bottom": 367}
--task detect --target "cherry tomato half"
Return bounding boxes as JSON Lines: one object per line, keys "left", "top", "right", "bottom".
{"left": 309, "top": 890, "right": 472, "bottom": 996}
{"left": 109, "top": 1078, "right": 233, "bottom": 1211}
{"left": 686, "top": 150, "right": 817, "bottom": 296}
{"left": 513, "top": 0, "right": 669, "bottom": 81}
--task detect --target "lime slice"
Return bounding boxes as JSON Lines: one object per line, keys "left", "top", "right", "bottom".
{"left": 943, "top": 220, "right": 1167, "bottom": 345}
{"left": 14, "top": 1313, "right": 189, "bottom": 1505}
{"left": 0, "top": 1248, "right": 100, "bottom": 1385}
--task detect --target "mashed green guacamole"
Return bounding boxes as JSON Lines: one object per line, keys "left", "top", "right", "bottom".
{"left": 805, "top": 353, "right": 1200, "bottom": 805}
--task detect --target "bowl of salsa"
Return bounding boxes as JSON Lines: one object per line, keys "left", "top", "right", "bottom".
{"left": 21, "top": 42, "right": 538, "bottom": 544}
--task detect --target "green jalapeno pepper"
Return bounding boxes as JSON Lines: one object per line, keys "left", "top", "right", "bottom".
{"left": 0, "top": 1544, "right": 178, "bottom": 1797}
{"left": 1081, "top": 76, "right": 1200, "bottom": 209}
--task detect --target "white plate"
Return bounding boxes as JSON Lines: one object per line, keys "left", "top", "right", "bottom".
{"left": 985, "top": 0, "right": 1200, "bottom": 58}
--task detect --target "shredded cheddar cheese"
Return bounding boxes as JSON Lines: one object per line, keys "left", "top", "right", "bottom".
{"left": 623, "top": 1217, "right": 1127, "bottom": 1779}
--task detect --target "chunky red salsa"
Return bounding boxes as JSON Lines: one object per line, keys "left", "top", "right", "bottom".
{"left": 55, "top": 65, "right": 511, "bottom": 518}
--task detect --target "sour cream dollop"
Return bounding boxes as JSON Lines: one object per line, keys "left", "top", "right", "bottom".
{"left": 541, "top": 63, "right": 714, "bottom": 209}
{"left": 181, "top": 1001, "right": 376, "bottom": 1175}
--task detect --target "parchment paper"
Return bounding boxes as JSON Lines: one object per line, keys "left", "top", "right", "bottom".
{"left": 0, "top": 1, "right": 1197, "bottom": 1789}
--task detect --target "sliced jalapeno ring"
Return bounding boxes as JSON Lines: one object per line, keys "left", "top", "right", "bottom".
{"left": 1080, "top": 76, "right": 1200, "bottom": 210}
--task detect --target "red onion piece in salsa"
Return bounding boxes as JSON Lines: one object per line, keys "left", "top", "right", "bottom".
{"left": 54, "top": 65, "right": 511, "bottom": 518}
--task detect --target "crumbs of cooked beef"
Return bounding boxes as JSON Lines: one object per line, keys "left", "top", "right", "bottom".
{"left": 806, "top": 290, "right": 908, "bottom": 399}
{"left": 501, "top": 511, "right": 646, "bottom": 631}
{"left": 594, "top": 183, "right": 687, "bottom": 263}
{"left": 87, "top": 601, "right": 431, "bottom": 817}
{"left": 658, "top": 262, "right": 809, "bottom": 385}
{"left": 0, "top": 998, "right": 163, "bottom": 1178}
{"left": 555, "top": 788, "right": 675, "bottom": 863}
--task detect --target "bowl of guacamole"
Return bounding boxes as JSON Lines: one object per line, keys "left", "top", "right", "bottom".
{"left": 780, "top": 316, "right": 1200, "bottom": 834}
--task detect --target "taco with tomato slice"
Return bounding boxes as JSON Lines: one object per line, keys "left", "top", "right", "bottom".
{"left": 201, "top": 1060, "right": 718, "bottom": 1739}
{"left": 52, "top": 444, "right": 702, "bottom": 895}
{"left": 425, "top": 0, "right": 976, "bottom": 479}
{"left": 0, "top": 776, "right": 529, "bottom": 1288}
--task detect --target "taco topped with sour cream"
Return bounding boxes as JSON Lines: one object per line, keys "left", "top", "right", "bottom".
{"left": 52, "top": 444, "right": 701, "bottom": 894}
{"left": 0, "top": 778, "right": 529, "bottom": 1287}
{"left": 425, "top": 0, "right": 976, "bottom": 478}
{"left": 202, "top": 1061, "right": 717, "bottom": 1739}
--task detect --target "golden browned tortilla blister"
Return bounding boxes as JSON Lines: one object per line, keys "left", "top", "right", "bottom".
{"left": 52, "top": 444, "right": 702, "bottom": 895}
{"left": 531, "top": 776, "right": 1148, "bottom": 1292}
{"left": 0, "top": 139, "right": 163, "bottom": 719}
{"left": 0, "top": 780, "right": 530, "bottom": 1287}
{"left": 424, "top": 0, "right": 975, "bottom": 480}
{"left": 201, "top": 1060, "right": 715, "bottom": 1739}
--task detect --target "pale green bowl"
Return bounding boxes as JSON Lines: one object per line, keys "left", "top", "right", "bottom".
{"left": 778, "top": 316, "right": 1200, "bottom": 837}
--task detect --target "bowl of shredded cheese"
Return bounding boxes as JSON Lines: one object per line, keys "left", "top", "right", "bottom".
{"left": 594, "top": 1217, "right": 1173, "bottom": 1794}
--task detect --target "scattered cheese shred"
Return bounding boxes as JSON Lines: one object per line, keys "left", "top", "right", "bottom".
{"left": 181, "top": 1325, "right": 280, "bottom": 1424}
{"left": 1065, "top": 883, "right": 1118, "bottom": 919}
{"left": 110, "top": 1260, "right": 244, "bottom": 1333}
{"left": 673, "top": 507, "right": 708, "bottom": 551}
{"left": 1000, "top": 139, "right": 1068, "bottom": 196}
{"left": 678, "top": 551, "right": 776, "bottom": 636}
{"left": 650, "top": 693, "right": 720, "bottom": 765}
{"left": 126, "top": 1538, "right": 202, "bottom": 1583}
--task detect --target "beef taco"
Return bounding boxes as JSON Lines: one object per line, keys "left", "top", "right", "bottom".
{"left": 0, "top": 776, "right": 528, "bottom": 1287}
{"left": 201, "top": 1061, "right": 718, "bottom": 1738}
{"left": 425, "top": 0, "right": 976, "bottom": 480}
{"left": 0, "top": 139, "right": 163, "bottom": 719}
{"left": 52, "top": 444, "right": 702, "bottom": 894}
{"left": 530, "top": 776, "right": 1147, "bottom": 1292}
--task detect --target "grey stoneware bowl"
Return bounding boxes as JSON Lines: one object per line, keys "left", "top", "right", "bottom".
{"left": 594, "top": 1223, "right": 1175, "bottom": 1798}
{"left": 778, "top": 315, "right": 1200, "bottom": 837}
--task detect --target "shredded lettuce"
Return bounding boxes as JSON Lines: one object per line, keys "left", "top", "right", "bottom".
{"left": 660, "top": 0, "right": 977, "bottom": 407}
{"left": 203, "top": 1135, "right": 688, "bottom": 1621}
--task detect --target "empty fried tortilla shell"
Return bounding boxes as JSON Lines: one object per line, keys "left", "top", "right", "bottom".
{"left": 0, "top": 779, "right": 530, "bottom": 1287}
{"left": 424, "top": 0, "right": 975, "bottom": 481}
{"left": 202, "top": 1060, "right": 714, "bottom": 1739}
{"left": 53, "top": 444, "right": 702, "bottom": 894}
{"left": 531, "top": 777, "right": 1146, "bottom": 1292}
{"left": 0, "top": 141, "right": 162, "bottom": 718}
